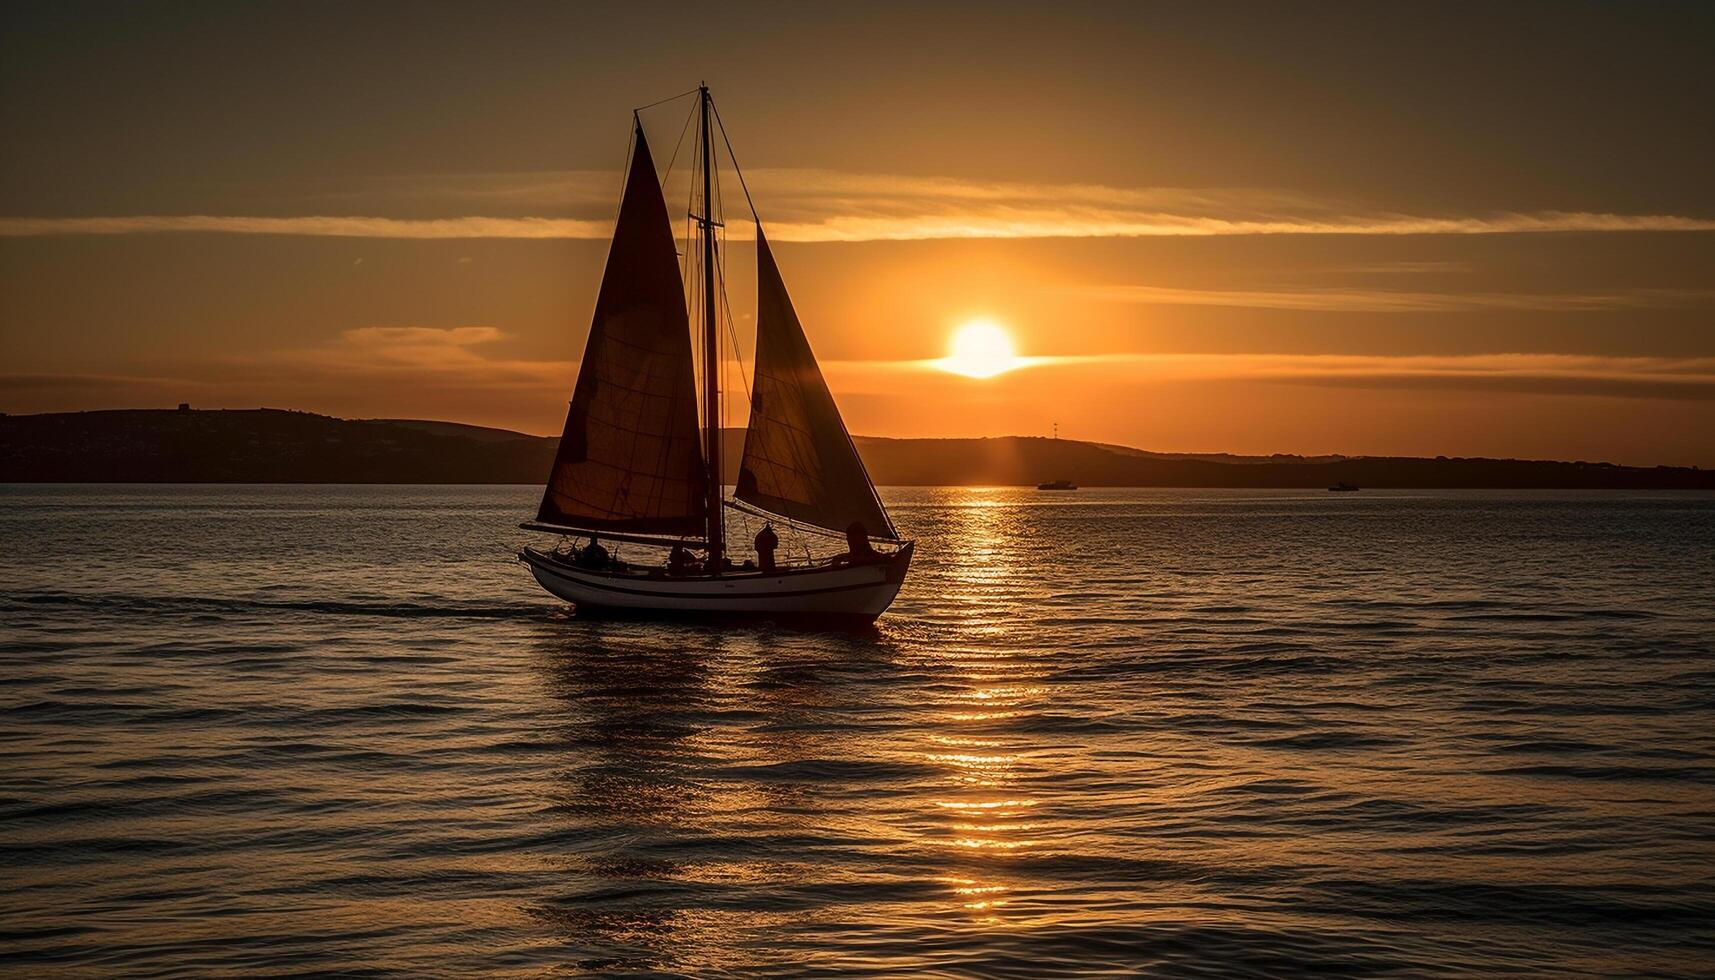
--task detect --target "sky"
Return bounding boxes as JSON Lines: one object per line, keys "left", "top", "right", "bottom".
{"left": 2, "top": 1, "right": 1712, "bottom": 466}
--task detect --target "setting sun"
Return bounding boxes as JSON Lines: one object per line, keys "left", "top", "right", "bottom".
{"left": 940, "top": 319, "right": 1019, "bottom": 378}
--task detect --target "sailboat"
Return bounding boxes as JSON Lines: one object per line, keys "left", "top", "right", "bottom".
{"left": 517, "top": 86, "right": 913, "bottom": 624}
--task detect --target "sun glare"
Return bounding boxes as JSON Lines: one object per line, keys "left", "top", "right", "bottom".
{"left": 941, "top": 320, "right": 1019, "bottom": 378}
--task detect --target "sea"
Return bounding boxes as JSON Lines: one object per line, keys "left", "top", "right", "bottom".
{"left": 2, "top": 485, "right": 1713, "bottom": 977}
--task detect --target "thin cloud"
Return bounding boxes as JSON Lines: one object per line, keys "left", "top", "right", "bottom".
{"left": 0, "top": 215, "right": 608, "bottom": 239}
{"left": 265, "top": 326, "right": 574, "bottom": 387}
{"left": 1332, "top": 260, "right": 1473, "bottom": 275}
{"left": 0, "top": 371, "right": 193, "bottom": 392}
{"left": 0, "top": 327, "right": 576, "bottom": 423}
{"left": 1069, "top": 284, "right": 1715, "bottom": 313}
{"left": 767, "top": 211, "right": 1715, "bottom": 242}
{"left": 3, "top": 169, "right": 1712, "bottom": 241}
{"left": 824, "top": 352, "right": 1715, "bottom": 401}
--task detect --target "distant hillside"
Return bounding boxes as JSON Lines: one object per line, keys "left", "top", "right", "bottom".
{"left": 1, "top": 408, "right": 1710, "bottom": 489}
{"left": 851, "top": 435, "right": 1712, "bottom": 489}
{"left": 361, "top": 418, "right": 542, "bottom": 443}
{"left": 0, "top": 409, "right": 555, "bottom": 484}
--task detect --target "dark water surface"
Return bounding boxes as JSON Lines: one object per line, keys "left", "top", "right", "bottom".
{"left": 3, "top": 485, "right": 1713, "bottom": 976}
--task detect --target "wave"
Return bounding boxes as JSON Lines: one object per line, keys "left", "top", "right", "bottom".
{"left": 6, "top": 590, "right": 544, "bottom": 621}
{"left": 5, "top": 486, "right": 1713, "bottom": 976}
{"left": 714, "top": 759, "right": 938, "bottom": 782}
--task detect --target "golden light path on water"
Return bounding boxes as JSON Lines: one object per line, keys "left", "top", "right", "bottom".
{"left": 920, "top": 488, "right": 1042, "bottom": 922}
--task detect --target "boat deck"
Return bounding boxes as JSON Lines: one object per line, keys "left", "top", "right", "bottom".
{"left": 521, "top": 546, "right": 902, "bottom": 582}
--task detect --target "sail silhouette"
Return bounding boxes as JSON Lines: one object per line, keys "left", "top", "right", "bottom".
{"left": 536, "top": 125, "right": 708, "bottom": 536}
{"left": 735, "top": 230, "right": 896, "bottom": 539}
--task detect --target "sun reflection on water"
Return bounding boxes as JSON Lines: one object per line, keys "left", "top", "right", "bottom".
{"left": 915, "top": 488, "right": 1056, "bottom": 924}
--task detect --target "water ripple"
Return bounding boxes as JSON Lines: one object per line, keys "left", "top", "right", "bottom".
{"left": 2, "top": 485, "right": 1713, "bottom": 975}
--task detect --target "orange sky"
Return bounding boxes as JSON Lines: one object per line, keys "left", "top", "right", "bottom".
{"left": 3, "top": 3, "right": 1712, "bottom": 466}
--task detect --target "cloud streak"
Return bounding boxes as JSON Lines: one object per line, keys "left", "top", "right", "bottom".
{"left": 2, "top": 327, "right": 574, "bottom": 394}
{"left": 0, "top": 327, "right": 578, "bottom": 432}
{"left": 4, "top": 170, "right": 1712, "bottom": 241}
{"left": 1069, "top": 284, "right": 1715, "bottom": 313}
{"left": 0, "top": 215, "right": 611, "bottom": 239}
{"left": 262, "top": 326, "right": 575, "bottom": 388}
{"left": 828, "top": 352, "right": 1715, "bottom": 401}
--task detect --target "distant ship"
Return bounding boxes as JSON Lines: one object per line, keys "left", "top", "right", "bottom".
{"left": 517, "top": 86, "right": 912, "bottom": 624}
{"left": 1037, "top": 480, "right": 1078, "bottom": 491}
{"left": 1328, "top": 481, "right": 1360, "bottom": 492}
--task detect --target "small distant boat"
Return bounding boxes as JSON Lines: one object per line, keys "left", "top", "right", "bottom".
{"left": 517, "top": 86, "right": 912, "bottom": 625}
{"left": 1037, "top": 480, "right": 1078, "bottom": 491}
{"left": 1328, "top": 481, "right": 1360, "bottom": 492}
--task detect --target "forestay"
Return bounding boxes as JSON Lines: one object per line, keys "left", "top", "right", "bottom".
{"left": 734, "top": 231, "right": 897, "bottom": 540}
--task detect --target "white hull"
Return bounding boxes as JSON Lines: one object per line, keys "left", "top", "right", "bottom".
{"left": 519, "top": 543, "right": 912, "bottom": 624}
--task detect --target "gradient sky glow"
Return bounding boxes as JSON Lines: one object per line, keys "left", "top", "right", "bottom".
{"left": 3, "top": 1, "right": 1712, "bottom": 465}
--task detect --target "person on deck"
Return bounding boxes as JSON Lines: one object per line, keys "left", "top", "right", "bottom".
{"left": 831, "top": 521, "right": 881, "bottom": 566}
{"left": 755, "top": 524, "right": 779, "bottom": 572}
{"left": 575, "top": 535, "right": 609, "bottom": 569}
{"left": 668, "top": 544, "right": 692, "bottom": 576}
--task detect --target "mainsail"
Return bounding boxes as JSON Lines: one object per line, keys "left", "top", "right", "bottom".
{"left": 536, "top": 125, "right": 707, "bottom": 536}
{"left": 735, "top": 231, "right": 896, "bottom": 539}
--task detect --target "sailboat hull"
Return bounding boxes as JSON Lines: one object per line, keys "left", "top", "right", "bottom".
{"left": 519, "top": 543, "right": 913, "bottom": 625}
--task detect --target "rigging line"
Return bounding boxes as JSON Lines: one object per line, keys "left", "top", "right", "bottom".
{"left": 711, "top": 240, "right": 752, "bottom": 407}
{"left": 633, "top": 87, "right": 700, "bottom": 113}
{"left": 681, "top": 119, "right": 698, "bottom": 368}
{"left": 722, "top": 284, "right": 731, "bottom": 434}
{"left": 681, "top": 162, "right": 695, "bottom": 309}
{"left": 709, "top": 115, "right": 725, "bottom": 436}
{"left": 704, "top": 124, "right": 757, "bottom": 435}
{"left": 710, "top": 96, "right": 890, "bottom": 536}
{"left": 708, "top": 98, "right": 760, "bottom": 224}
{"left": 610, "top": 120, "right": 639, "bottom": 232}
{"left": 708, "top": 96, "right": 822, "bottom": 517}
{"left": 689, "top": 126, "right": 715, "bottom": 446}
{"left": 726, "top": 498, "right": 897, "bottom": 544}
{"left": 717, "top": 255, "right": 743, "bottom": 429}
{"left": 685, "top": 202, "right": 699, "bottom": 428}
{"left": 704, "top": 101, "right": 805, "bottom": 480}
{"left": 709, "top": 163, "right": 753, "bottom": 413}
{"left": 660, "top": 97, "right": 699, "bottom": 189}
{"left": 727, "top": 499, "right": 848, "bottom": 541}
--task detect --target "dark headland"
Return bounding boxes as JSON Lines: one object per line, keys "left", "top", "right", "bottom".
{"left": 2, "top": 408, "right": 1709, "bottom": 489}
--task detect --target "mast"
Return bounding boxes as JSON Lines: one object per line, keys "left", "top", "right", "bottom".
{"left": 698, "top": 83, "right": 724, "bottom": 569}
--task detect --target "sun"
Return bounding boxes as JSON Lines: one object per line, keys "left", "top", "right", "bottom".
{"left": 940, "top": 319, "right": 1019, "bottom": 378}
